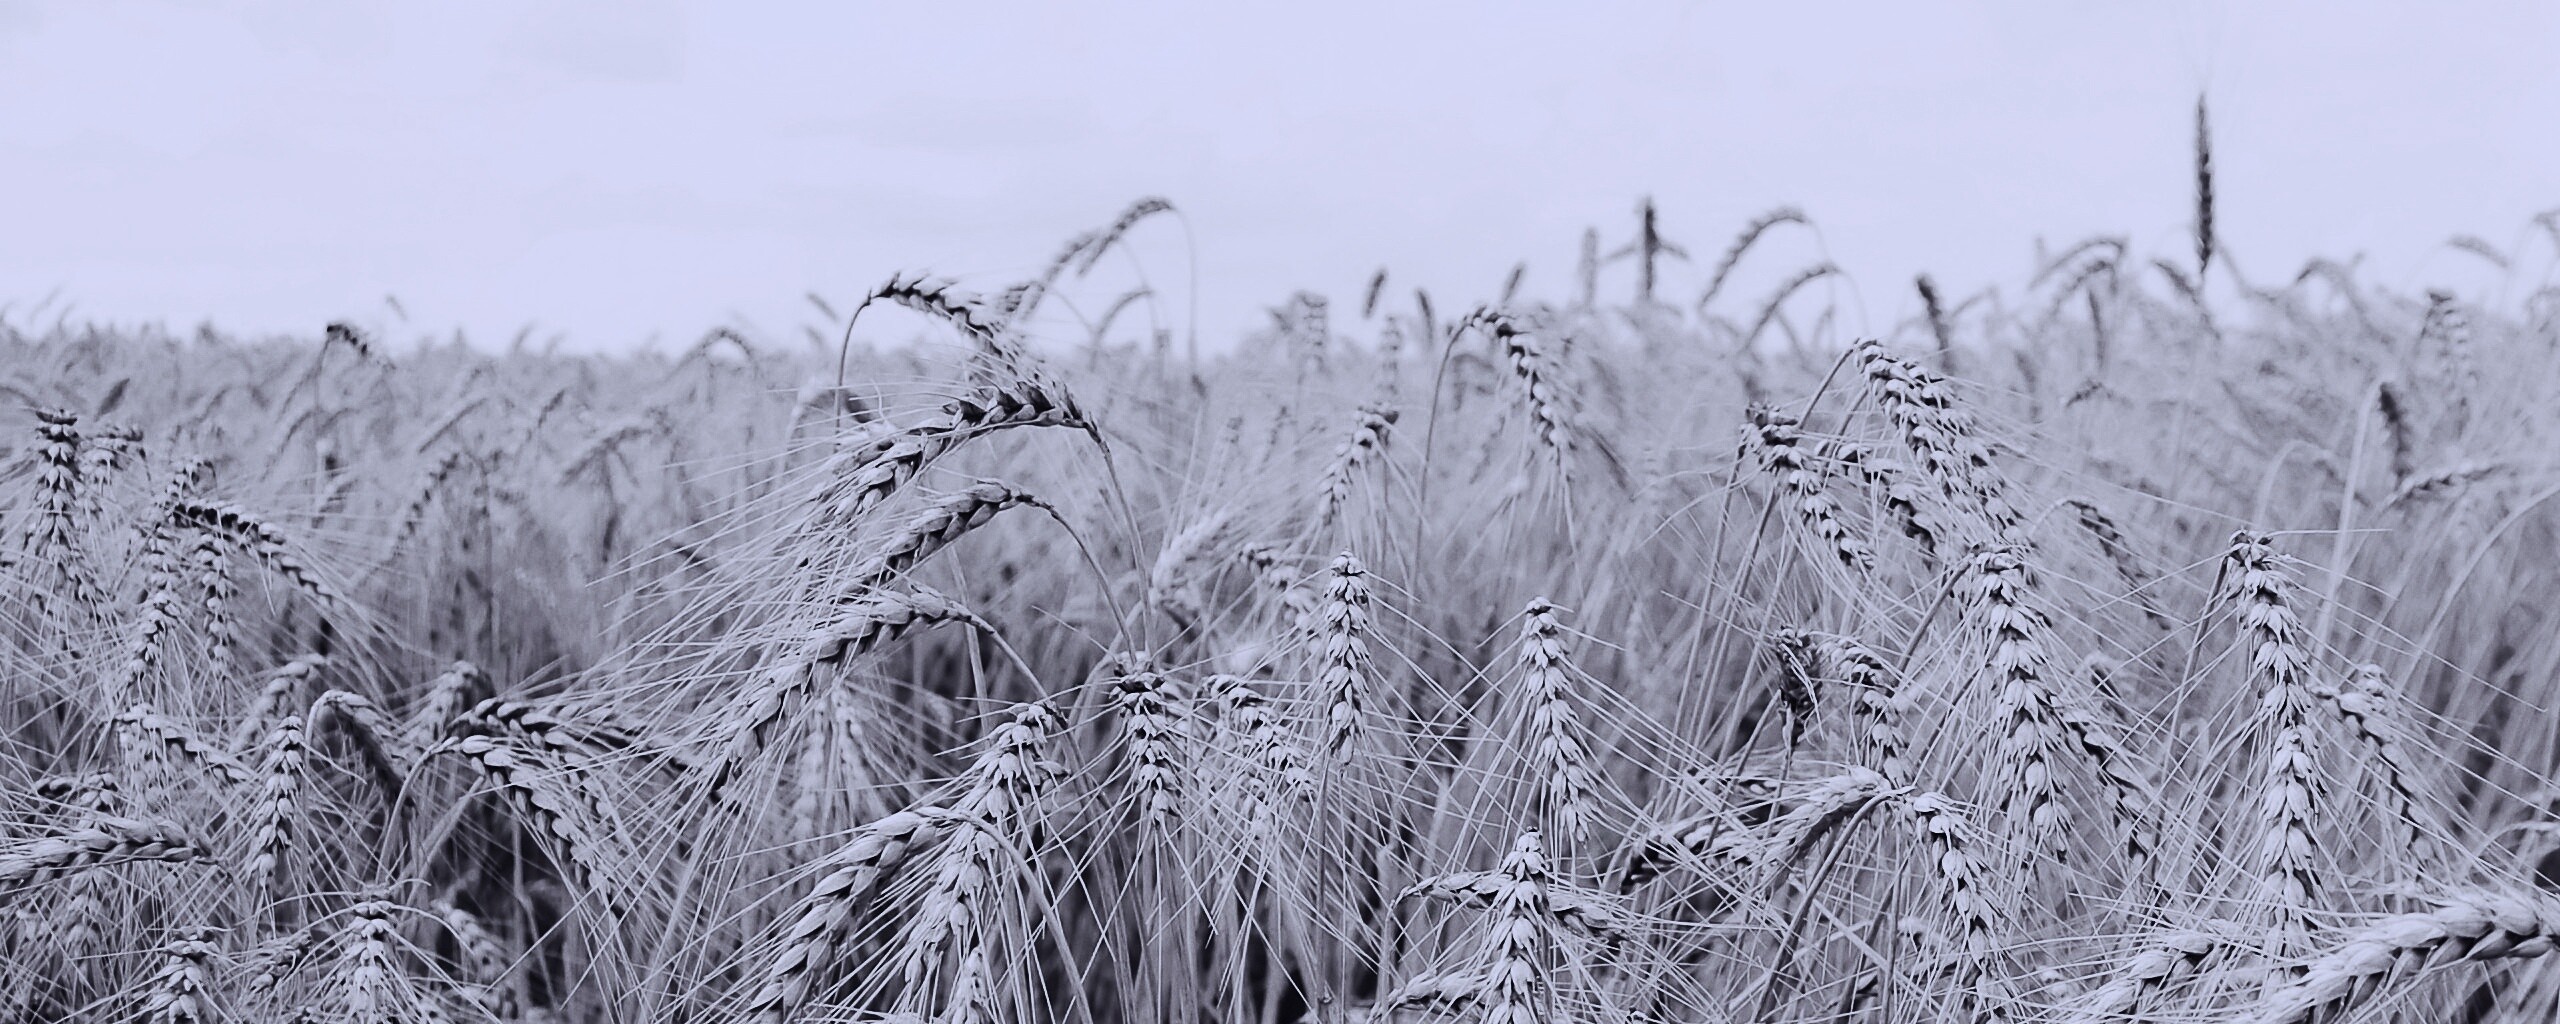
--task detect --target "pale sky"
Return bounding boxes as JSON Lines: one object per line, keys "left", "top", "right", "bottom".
{"left": 1, "top": 2, "right": 2553, "bottom": 352}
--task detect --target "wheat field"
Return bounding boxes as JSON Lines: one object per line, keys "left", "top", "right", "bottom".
{"left": 7, "top": 198, "right": 2560, "bottom": 1024}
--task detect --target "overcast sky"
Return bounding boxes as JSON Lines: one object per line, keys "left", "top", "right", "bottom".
{"left": 1, "top": 1, "right": 2553, "bottom": 352}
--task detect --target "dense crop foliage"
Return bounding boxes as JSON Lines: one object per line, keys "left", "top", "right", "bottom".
{"left": 7, "top": 203, "right": 2560, "bottom": 1023}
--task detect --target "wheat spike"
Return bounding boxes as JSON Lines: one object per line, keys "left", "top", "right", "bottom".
{"left": 1854, "top": 340, "right": 2020, "bottom": 540}
{"left": 852, "top": 478, "right": 1049, "bottom": 588}
{"left": 1470, "top": 308, "right": 1576, "bottom": 467}
{"left": 245, "top": 714, "right": 308, "bottom": 898}
{"left": 0, "top": 817, "right": 203, "bottom": 898}
{"left": 2221, "top": 530, "right": 2322, "bottom": 920}
{"left": 710, "top": 587, "right": 988, "bottom": 795}
{"left": 311, "top": 689, "right": 416, "bottom": 797}
{"left": 2256, "top": 891, "right": 2560, "bottom": 1024}
{"left": 113, "top": 704, "right": 255, "bottom": 787}
{"left": 1111, "top": 660, "right": 1188, "bottom": 839}
{"left": 1314, "top": 404, "right": 1397, "bottom": 528}
{"left": 1962, "top": 545, "right": 2074, "bottom": 861}
{"left": 440, "top": 735, "right": 625, "bottom": 915}
{"left": 2072, "top": 923, "right": 2238, "bottom": 1021}
{"left": 749, "top": 807, "right": 951, "bottom": 1024}
{"left": 1512, "top": 599, "right": 1602, "bottom": 843}
{"left": 1308, "top": 552, "right": 1379, "bottom": 758}
{"left": 2313, "top": 663, "right": 2433, "bottom": 862}
{"left": 1747, "top": 406, "right": 1875, "bottom": 572}
{"left": 140, "top": 928, "right": 219, "bottom": 1024}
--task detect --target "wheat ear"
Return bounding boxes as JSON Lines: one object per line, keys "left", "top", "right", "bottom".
{"left": 1314, "top": 404, "right": 1397, "bottom": 529}
{"left": 1512, "top": 600, "right": 1602, "bottom": 844}
{"left": 140, "top": 928, "right": 219, "bottom": 1024}
{"left": 1211, "top": 674, "right": 1315, "bottom": 814}
{"left": 439, "top": 735, "right": 625, "bottom": 916}
{"left": 1112, "top": 661, "right": 1188, "bottom": 840}
{"left": 1388, "top": 831, "right": 1570, "bottom": 1024}
{"left": 749, "top": 808, "right": 951, "bottom": 1024}
{"left": 113, "top": 704, "right": 256, "bottom": 786}
{"left": 1746, "top": 407, "right": 1874, "bottom": 572}
{"left": 852, "top": 478, "right": 1050, "bottom": 588}
{"left": 1309, "top": 552, "right": 1379, "bottom": 758}
{"left": 1853, "top": 340, "right": 2020, "bottom": 540}
{"left": 2060, "top": 497, "right": 2175, "bottom": 629}
{"left": 810, "top": 377, "right": 1095, "bottom": 523}
{"left": 2312, "top": 663, "right": 2432, "bottom": 861}
{"left": 2072, "top": 923, "right": 2239, "bottom": 1021}
{"left": 245, "top": 714, "right": 307, "bottom": 898}
{"left": 310, "top": 690, "right": 416, "bottom": 797}
{"left": 404, "top": 661, "right": 490, "bottom": 751}
{"left": 2221, "top": 530, "right": 2321, "bottom": 920}
{"left": 2255, "top": 891, "right": 2560, "bottom": 1024}
{"left": 0, "top": 817, "right": 203, "bottom": 898}
{"left": 1962, "top": 545, "right": 2074, "bottom": 860}
{"left": 711, "top": 587, "right": 988, "bottom": 795}
{"left": 895, "top": 703, "right": 1064, "bottom": 1002}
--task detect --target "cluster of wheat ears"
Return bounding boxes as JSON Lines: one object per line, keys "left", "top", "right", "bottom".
{"left": 6, "top": 192, "right": 2560, "bottom": 1024}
